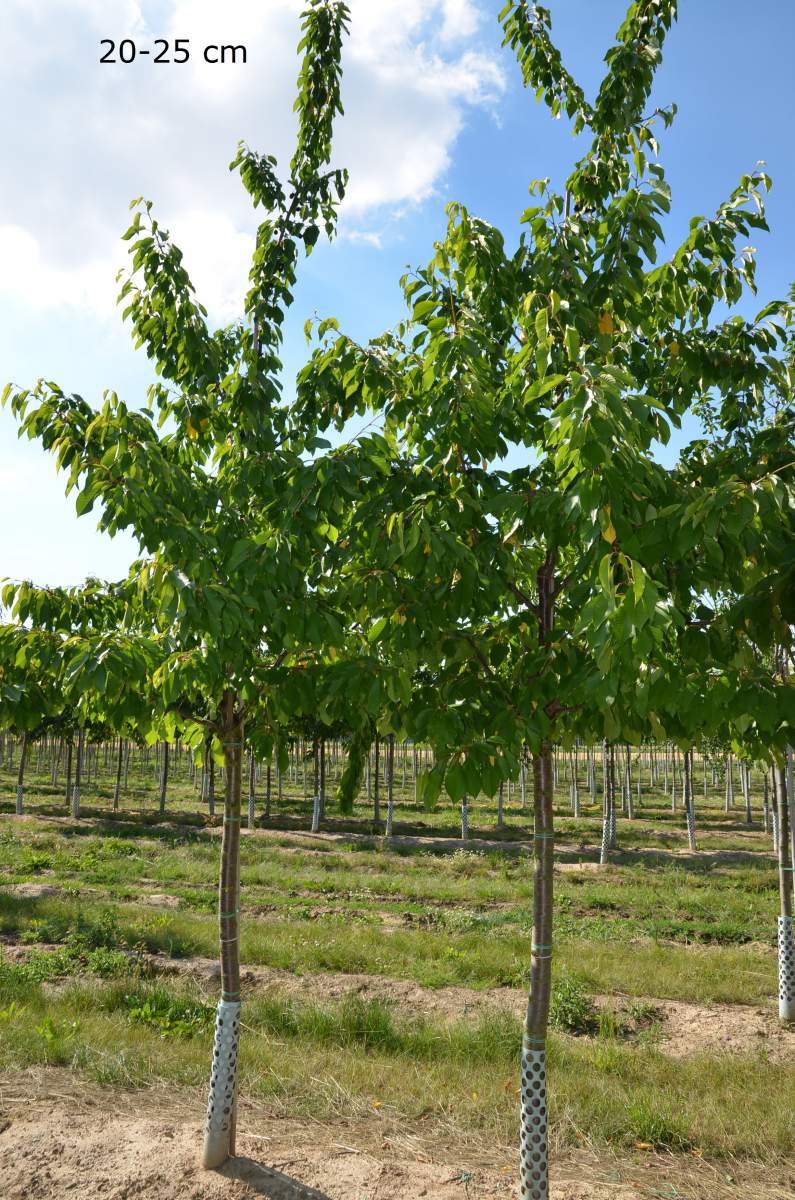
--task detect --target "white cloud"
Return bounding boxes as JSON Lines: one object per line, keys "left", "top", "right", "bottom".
{"left": 0, "top": 226, "right": 118, "bottom": 315}
{"left": 440, "top": 0, "right": 483, "bottom": 43}
{"left": 171, "top": 212, "right": 255, "bottom": 323}
{"left": 344, "top": 229, "right": 384, "bottom": 250}
{"left": 0, "top": 0, "right": 504, "bottom": 321}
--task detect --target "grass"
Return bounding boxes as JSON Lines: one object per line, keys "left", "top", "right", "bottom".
{"left": 0, "top": 751, "right": 789, "bottom": 1182}
{"left": 0, "top": 967, "right": 792, "bottom": 1159}
{"left": 0, "top": 888, "right": 778, "bottom": 1003}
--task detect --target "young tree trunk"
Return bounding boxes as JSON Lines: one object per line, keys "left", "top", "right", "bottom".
{"left": 113, "top": 738, "right": 124, "bottom": 811}
{"left": 372, "top": 734, "right": 381, "bottom": 829}
{"left": 203, "top": 693, "right": 244, "bottom": 1169}
{"left": 684, "top": 748, "right": 697, "bottom": 852}
{"left": 521, "top": 739, "right": 554, "bottom": 1199}
{"left": 599, "top": 741, "right": 610, "bottom": 866}
{"left": 608, "top": 743, "right": 617, "bottom": 849}
{"left": 64, "top": 736, "right": 73, "bottom": 807}
{"left": 319, "top": 737, "right": 326, "bottom": 820}
{"left": 384, "top": 733, "right": 395, "bottom": 838}
{"left": 15, "top": 732, "right": 28, "bottom": 814}
{"left": 208, "top": 745, "right": 216, "bottom": 818}
{"left": 772, "top": 768, "right": 780, "bottom": 855}
{"left": 71, "top": 729, "right": 83, "bottom": 818}
{"left": 743, "top": 761, "right": 752, "bottom": 826}
{"left": 247, "top": 750, "right": 256, "bottom": 829}
{"left": 519, "top": 551, "right": 556, "bottom": 1200}
{"left": 51, "top": 738, "right": 62, "bottom": 787}
{"left": 159, "top": 740, "right": 169, "bottom": 816}
{"left": 775, "top": 763, "right": 795, "bottom": 1023}
{"left": 311, "top": 737, "right": 320, "bottom": 832}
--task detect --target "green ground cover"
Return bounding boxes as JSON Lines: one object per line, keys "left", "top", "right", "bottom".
{"left": 0, "top": 754, "right": 788, "bottom": 1169}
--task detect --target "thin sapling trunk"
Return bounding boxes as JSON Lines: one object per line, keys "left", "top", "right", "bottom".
{"left": 203, "top": 692, "right": 244, "bottom": 1168}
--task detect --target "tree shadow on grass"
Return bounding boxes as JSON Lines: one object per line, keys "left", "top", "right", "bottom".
{"left": 219, "top": 1155, "right": 332, "bottom": 1199}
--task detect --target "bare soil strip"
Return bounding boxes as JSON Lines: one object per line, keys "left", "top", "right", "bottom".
{"left": 0, "top": 1075, "right": 792, "bottom": 1199}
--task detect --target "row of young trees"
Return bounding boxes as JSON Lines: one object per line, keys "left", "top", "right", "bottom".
{"left": 1, "top": 1, "right": 794, "bottom": 1195}
{"left": 3, "top": 725, "right": 789, "bottom": 838}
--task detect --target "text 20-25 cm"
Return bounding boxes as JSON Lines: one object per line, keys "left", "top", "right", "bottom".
{"left": 100, "top": 40, "right": 247, "bottom": 65}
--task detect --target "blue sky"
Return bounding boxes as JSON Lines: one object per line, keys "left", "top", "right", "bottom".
{"left": 1, "top": 0, "right": 793, "bottom": 587}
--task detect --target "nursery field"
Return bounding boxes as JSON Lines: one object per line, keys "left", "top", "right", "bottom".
{"left": 1, "top": 752, "right": 794, "bottom": 1199}
{"left": 3, "top": 0, "right": 795, "bottom": 1195}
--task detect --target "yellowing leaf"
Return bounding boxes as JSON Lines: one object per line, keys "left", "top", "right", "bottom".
{"left": 669, "top": 340, "right": 680, "bottom": 356}
{"left": 598, "top": 312, "right": 615, "bottom": 335}
{"left": 186, "top": 416, "right": 208, "bottom": 440}
{"left": 602, "top": 521, "right": 616, "bottom": 543}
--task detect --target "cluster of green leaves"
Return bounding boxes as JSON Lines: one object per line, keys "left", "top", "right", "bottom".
{"left": 296, "top": 0, "right": 794, "bottom": 774}
{"left": 1, "top": 0, "right": 793, "bottom": 802}
{"left": 124, "top": 988, "right": 215, "bottom": 1038}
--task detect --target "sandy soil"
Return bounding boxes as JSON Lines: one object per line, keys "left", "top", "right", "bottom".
{"left": 2, "top": 1086, "right": 793, "bottom": 1200}
{"left": 0, "top": 1098, "right": 620, "bottom": 1200}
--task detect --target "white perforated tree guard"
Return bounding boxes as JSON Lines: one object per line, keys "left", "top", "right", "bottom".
{"left": 608, "top": 804, "right": 617, "bottom": 849}
{"left": 247, "top": 795, "right": 255, "bottom": 829}
{"left": 202, "top": 999, "right": 241, "bottom": 1168}
{"left": 599, "top": 813, "right": 610, "bottom": 865}
{"left": 16, "top": 785, "right": 23, "bottom": 815}
{"left": 460, "top": 801, "right": 469, "bottom": 841}
{"left": 311, "top": 793, "right": 320, "bottom": 833}
{"left": 385, "top": 797, "right": 394, "bottom": 839}
{"left": 686, "top": 805, "right": 697, "bottom": 852}
{"left": 71, "top": 785, "right": 80, "bottom": 820}
{"left": 520, "top": 1037, "right": 548, "bottom": 1198}
{"left": 779, "top": 916, "right": 795, "bottom": 1023}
